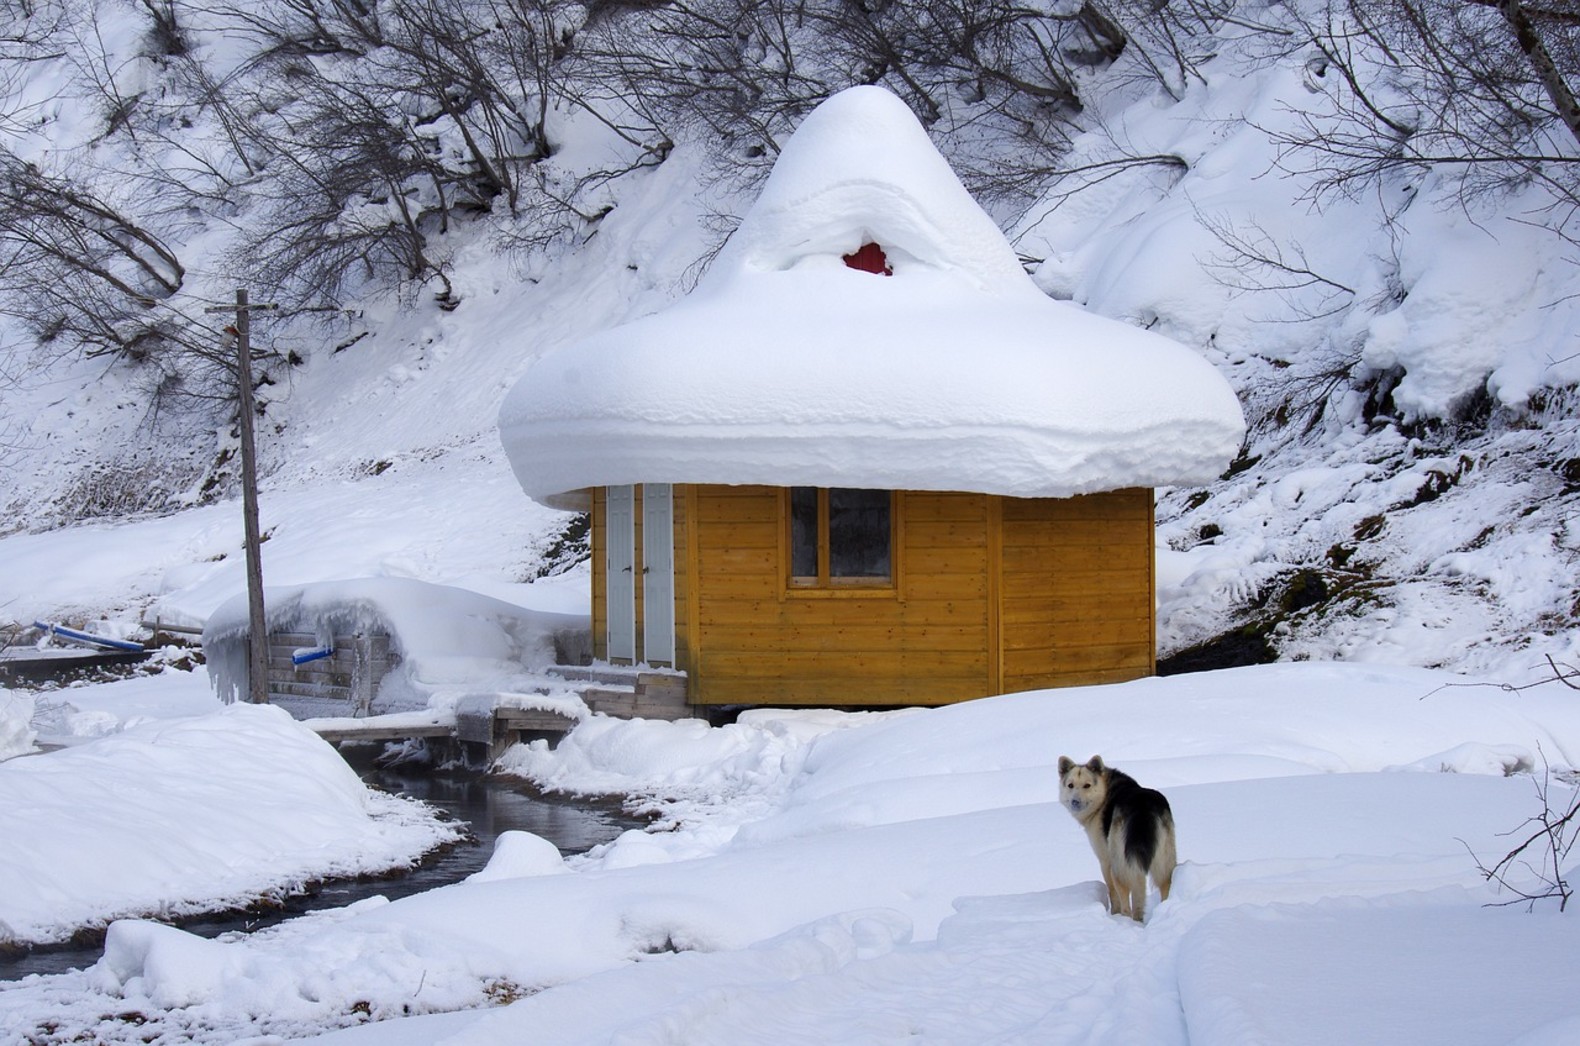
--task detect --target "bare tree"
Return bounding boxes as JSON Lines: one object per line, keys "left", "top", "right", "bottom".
{"left": 237, "top": 71, "right": 460, "bottom": 304}
{"left": 217, "top": 0, "right": 607, "bottom": 306}
{"left": 1472, "top": 733, "right": 1580, "bottom": 913}
{"left": 0, "top": 151, "right": 190, "bottom": 360}
{"left": 1434, "top": 659, "right": 1580, "bottom": 911}
{"left": 1274, "top": 1, "right": 1580, "bottom": 221}
{"left": 573, "top": 0, "right": 831, "bottom": 175}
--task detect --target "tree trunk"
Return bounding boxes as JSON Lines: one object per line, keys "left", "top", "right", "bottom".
{"left": 1478, "top": 0, "right": 1580, "bottom": 148}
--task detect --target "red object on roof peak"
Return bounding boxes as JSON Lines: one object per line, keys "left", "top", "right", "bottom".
{"left": 842, "top": 242, "right": 892, "bottom": 276}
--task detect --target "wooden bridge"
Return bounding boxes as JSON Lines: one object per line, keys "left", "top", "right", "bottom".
{"left": 297, "top": 663, "right": 692, "bottom": 760}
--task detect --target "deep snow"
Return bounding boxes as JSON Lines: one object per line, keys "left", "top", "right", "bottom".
{"left": 2, "top": 662, "right": 1578, "bottom": 1044}
{"left": 0, "top": 670, "right": 461, "bottom": 950}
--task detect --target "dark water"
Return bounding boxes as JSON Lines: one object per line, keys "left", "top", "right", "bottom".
{"left": 0, "top": 760, "right": 640, "bottom": 982}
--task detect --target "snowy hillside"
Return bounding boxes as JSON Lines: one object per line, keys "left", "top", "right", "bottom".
{"left": 1, "top": 1, "right": 1576, "bottom": 680}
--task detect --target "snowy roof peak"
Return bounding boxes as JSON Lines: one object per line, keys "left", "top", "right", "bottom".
{"left": 705, "top": 86, "right": 1033, "bottom": 295}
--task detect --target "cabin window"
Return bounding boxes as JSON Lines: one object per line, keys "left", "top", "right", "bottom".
{"left": 788, "top": 487, "right": 892, "bottom": 587}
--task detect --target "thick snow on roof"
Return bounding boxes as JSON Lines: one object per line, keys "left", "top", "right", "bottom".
{"left": 500, "top": 86, "right": 1244, "bottom": 509}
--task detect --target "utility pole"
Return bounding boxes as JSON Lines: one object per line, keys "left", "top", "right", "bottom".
{"left": 207, "top": 289, "right": 278, "bottom": 704}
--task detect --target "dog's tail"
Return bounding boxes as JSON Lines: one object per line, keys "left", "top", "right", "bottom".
{"left": 1123, "top": 791, "right": 1174, "bottom": 875}
{"left": 1153, "top": 810, "right": 1176, "bottom": 900}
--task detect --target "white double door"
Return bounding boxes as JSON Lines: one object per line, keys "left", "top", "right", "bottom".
{"left": 606, "top": 483, "right": 675, "bottom": 665}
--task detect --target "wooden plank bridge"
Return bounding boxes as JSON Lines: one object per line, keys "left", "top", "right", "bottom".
{"left": 296, "top": 664, "right": 692, "bottom": 760}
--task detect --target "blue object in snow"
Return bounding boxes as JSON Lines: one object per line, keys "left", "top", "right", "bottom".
{"left": 292, "top": 646, "right": 334, "bottom": 666}
{"left": 33, "top": 621, "right": 146, "bottom": 653}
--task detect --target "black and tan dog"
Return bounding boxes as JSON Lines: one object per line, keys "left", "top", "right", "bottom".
{"left": 1057, "top": 755, "right": 1176, "bottom": 922}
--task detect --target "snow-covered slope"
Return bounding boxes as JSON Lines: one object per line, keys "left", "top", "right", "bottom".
{"left": 0, "top": 3, "right": 1575, "bottom": 681}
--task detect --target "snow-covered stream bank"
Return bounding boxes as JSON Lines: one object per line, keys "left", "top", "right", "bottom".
{"left": 1, "top": 759, "right": 640, "bottom": 982}
{"left": 4, "top": 661, "right": 1580, "bottom": 1044}
{"left": 0, "top": 700, "right": 466, "bottom": 952}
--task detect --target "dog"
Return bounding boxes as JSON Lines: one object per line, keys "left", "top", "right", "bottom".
{"left": 1057, "top": 755, "right": 1176, "bottom": 922}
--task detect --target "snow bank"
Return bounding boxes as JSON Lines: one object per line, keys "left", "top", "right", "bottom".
{"left": 501, "top": 86, "right": 1244, "bottom": 510}
{"left": 500, "top": 708, "right": 891, "bottom": 802}
{"left": 511, "top": 663, "right": 1580, "bottom": 853}
{"left": 0, "top": 689, "right": 36, "bottom": 761}
{"left": 27, "top": 661, "right": 221, "bottom": 744}
{"left": 0, "top": 703, "right": 460, "bottom": 948}
{"left": 203, "top": 576, "right": 588, "bottom": 708}
{"left": 1176, "top": 900, "right": 1580, "bottom": 1046}
{"left": 465, "top": 831, "right": 569, "bottom": 883}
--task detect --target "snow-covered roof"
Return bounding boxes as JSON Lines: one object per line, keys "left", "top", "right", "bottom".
{"left": 500, "top": 86, "right": 1245, "bottom": 510}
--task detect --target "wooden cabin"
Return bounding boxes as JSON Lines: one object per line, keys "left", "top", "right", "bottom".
{"left": 498, "top": 86, "right": 1244, "bottom": 709}
{"left": 589, "top": 483, "right": 1153, "bottom": 707}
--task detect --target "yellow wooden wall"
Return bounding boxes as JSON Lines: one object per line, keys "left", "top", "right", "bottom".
{"left": 686, "top": 486, "right": 992, "bottom": 705}
{"left": 590, "top": 483, "right": 1154, "bottom": 704}
{"left": 998, "top": 488, "right": 1155, "bottom": 692}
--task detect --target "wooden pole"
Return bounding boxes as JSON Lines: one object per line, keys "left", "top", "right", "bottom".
{"left": 235, "top": 289, "right": 267, "bottom": 704}
{"left": 208, "top": 289, "right": 277, "bottom": 704}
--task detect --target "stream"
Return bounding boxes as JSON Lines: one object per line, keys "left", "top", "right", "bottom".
{"left": 0, "top": 756, "right": 642, "bottom": 982}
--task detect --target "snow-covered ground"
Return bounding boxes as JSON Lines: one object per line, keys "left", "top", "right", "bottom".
{"left": 0, "top": 666, "right": 462, "bottom": 951}
{"left": 2, "top": 661, "right": 1578, "bottom": 1043}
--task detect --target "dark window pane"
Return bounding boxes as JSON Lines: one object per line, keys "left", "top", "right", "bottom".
{"left": 828, "top": 488, "right": 890, "bottom": 578}
{"left": 790, "top": 486, "right": 819, "bottom": 579}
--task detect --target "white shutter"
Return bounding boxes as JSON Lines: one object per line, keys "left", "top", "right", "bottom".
{"left": 642, "top": 484, "right": 676, "bottom": 666}
{"left": 606, "top": 485, "right": 636, "bottom": 663}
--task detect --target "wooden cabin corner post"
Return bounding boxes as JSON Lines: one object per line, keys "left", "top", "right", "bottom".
{"left": 682, "top": 484, "right": 703, "bottom": 701}
{"left": 1145, "top": 488, "right": 1158, "bottom": 676}
{"left": 987, "top": 494, "right": 1004, "bottom": 698}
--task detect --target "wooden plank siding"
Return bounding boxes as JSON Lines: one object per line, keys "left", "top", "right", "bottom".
{"left": 265, "top": 630, "right": 394, "bottom": 709}
{"left": 687, "top": 487, "right": 990, "bottom": 705}
{"left": 998, "top": 488, "right": 1155, "bottom": 692}
{"left": 589, "top": 483, "right": 1156, "bottom": 707}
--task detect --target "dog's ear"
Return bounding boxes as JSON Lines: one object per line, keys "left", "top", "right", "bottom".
{"left": 1085, "top": 755, "right": 1105, "bottom": 773}
{"left": 1057, "top": 755, "right": 1074, "bottom": 776}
